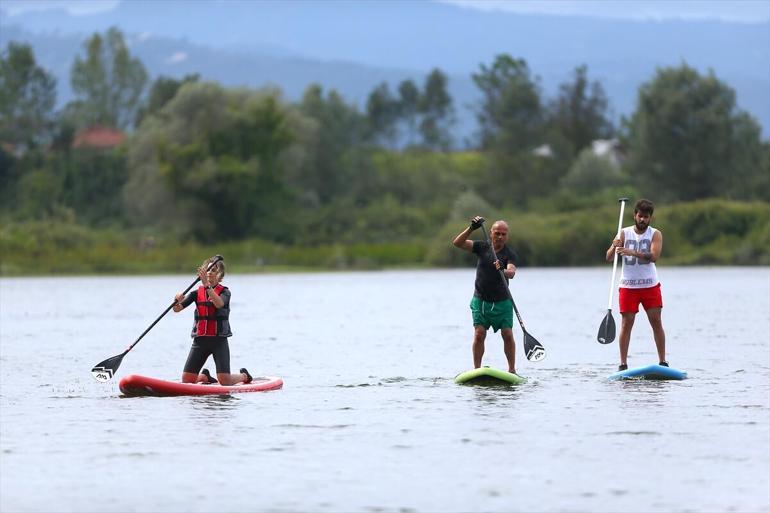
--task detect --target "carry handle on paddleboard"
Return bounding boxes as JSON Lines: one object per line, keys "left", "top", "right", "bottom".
{"left": 479, "top": 220, "right": 546, "bottom": 362}
{"left": 90, "top": 255, "right": 224, "bottom": 382}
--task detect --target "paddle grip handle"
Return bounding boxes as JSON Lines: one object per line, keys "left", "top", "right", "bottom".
{"left": 177, "top": 255, "right": 225, "bottom": 299}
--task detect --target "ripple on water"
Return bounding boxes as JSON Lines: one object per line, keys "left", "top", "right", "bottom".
{"left": 2, "top": 269, "right": 768, "bottom": 513}
{"left": 604, "top": 430, "right": 663, "bottom": 436}
{"left": 274, "top": 423, "right": 353, "bottom": 429}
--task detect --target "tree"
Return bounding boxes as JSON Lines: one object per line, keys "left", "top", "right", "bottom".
{"left": 135, "top": 73, "right": 200, "bottom": 126}
{"left": 125, "top": 82, "right": 308, "bottom": 241}
{"left": 471, "top": 54, "right": 544, "bottom": 152}
{"left": 397, "top": 79, "right": 420, "bottom": 146}
{"left": 472, "top": 55, "right": 549, "bottom": 206}
{"left": 15, "top": 167, "right": 63, "bottom": 219}
{"left": 365, "top": 82, "right": 400, "bottom": 147}
{"left": 0, "top": 42, "right": 57, "bottom": 149}
{"left": 547, "top": 65, "right": 614, "bottom": 157}
{"left": 624, "top": 64, "right": 766, "bottom": 201}
{"left": 58, "top": 148, "right": 128, "bottom": 224}
{"left": 69, "top": 27, "right": 148, "bottom": 130}
{"left": 560, "top": 147, "right": 626, "bottom": 193}
{"left": 418, "top": 68, "right": 454, "bottom": 151}
{"left": 297, "top": 84, "right": 368, "bottom": 204}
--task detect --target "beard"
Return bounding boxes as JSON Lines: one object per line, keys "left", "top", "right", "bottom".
{"left": 635, "top": 219, "right": 648, "bottom": 231}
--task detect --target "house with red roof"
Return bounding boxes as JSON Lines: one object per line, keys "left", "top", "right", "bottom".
{"left": 72, "top": 126, "right": 126, "bottom": 149}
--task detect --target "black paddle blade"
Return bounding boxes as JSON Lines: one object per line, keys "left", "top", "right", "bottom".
{"left": 91, "top": 353, "right": 125, "bottom": 382}
{"left": 597, "top": 310, "right": 616, "bottom": 344}
{"left": 523, "top": 331, "right": 546, "bottom": 362}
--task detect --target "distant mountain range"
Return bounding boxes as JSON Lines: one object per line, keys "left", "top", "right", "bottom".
{"left": 2, "top": 0, "right": 768, "bottom": 141}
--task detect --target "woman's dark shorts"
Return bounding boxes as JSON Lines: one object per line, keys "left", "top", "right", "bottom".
{"left": 183, "top": 336, "right": 231, "bottom": 374}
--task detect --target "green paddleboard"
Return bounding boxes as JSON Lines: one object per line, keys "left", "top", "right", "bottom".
{"left": 454, "top": 366, "right": 527, "bottom": 385}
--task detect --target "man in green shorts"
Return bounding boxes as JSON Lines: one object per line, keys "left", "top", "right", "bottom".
{"left": 452, "top": 216, "right": 519, "bottom": 374}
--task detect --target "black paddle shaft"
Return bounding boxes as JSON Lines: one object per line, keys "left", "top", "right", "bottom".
{"left": 479, "top": 223, "right": 546, "bottom": 362}
{"left": 125, "top": 254, "right": 224, "bottom": 352}
{"left": 90, "top": 255, "right": 224, "bottom": 382}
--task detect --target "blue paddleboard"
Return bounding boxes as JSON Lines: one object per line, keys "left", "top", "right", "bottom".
{"left": 608, "top": 364, "right": 687, "bottom": 381}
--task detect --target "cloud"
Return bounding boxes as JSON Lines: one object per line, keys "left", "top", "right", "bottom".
{"left": 166, "top": 51, "right": 188, "bottom": 64}
{"left": 1, "top": 0, "right": 120, "bottom": 16}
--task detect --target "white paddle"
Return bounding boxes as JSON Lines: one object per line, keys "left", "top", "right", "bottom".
{"left": 597, "top": 198, "right": 629, "bottom": 344}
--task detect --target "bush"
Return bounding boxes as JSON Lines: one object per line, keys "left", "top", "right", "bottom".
{"left": 2, "top": 198, "right": 767, "bottom": 275}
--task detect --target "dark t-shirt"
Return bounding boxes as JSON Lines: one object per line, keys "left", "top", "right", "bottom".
{"left": 472, "top": 240, "right": 518, "bottom": 302}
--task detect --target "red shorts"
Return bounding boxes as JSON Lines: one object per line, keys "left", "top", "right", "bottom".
{"left": 619, "top": 283, "right": 663, "bottom": 313}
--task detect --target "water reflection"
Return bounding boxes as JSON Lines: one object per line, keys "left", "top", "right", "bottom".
{"left": 189, "top": 394, "right": 241, "bottom": 411}
{"left": 469, "top": 385, "right": 524, "bottom": 406}
{"left": 609, "top": 379, "right": 676, "bottom": 406}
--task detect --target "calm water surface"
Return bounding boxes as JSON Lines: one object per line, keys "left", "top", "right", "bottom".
{"left": 1, "top": 267, "right": 769, "bottom": 513}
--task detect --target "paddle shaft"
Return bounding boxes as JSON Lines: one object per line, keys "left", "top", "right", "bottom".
{"left": 105, "top": 256, "right": 222, "bottom": 359}
{"left": 122, "top": 291, "right": 191, "bottom": 356}
{"left": 124, "top": 256, "right": 223, "bottom": 353}
{"left": 606, "top": 199, "right": 628, "bottom": 309}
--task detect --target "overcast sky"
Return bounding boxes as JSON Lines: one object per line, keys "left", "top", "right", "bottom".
{"left": 445, "top": 0, "right": 770, "bottom": 23}
{"left": 1, "top": 0, "right": 769, "bottom": 23}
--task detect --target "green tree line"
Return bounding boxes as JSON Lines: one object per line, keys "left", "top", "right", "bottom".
{"left": 1, "top": 28, "right": 768, "bottom": 274}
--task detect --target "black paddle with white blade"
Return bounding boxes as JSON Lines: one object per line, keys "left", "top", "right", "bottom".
{"left": 597, "top": 198, "right": 628, "bottom": 344}
{"left": 480, "top": 221, "right": 546, "bottom": 362}
{"left": 90, "top": 255, "right": 224, "bottom": 382}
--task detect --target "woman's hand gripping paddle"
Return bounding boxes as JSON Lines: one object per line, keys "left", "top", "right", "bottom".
{"left": 597, "top": 198, "right": 628, "bottom": 344}
{"left": 90, "top": 255, "right": 224, "bottom": 382}
{"left": 480, "top": 221, "right": 546, "bottom": 362}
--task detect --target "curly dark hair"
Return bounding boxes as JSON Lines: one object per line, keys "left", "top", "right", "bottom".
{"left": 635, "top": 199, "right": 655, "bottom": 216}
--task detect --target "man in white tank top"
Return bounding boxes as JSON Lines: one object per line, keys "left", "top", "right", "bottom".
{"left": 605, "top": 199, "right": 667, "bottom": 371}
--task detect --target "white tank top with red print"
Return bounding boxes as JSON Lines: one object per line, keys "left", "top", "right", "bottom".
{"left": 619, "top": 226, "right": 659, "bottom": 289}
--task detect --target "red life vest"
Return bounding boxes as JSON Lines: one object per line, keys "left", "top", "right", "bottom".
{"left": 194, "top": 284, "right": 227, "bottom": 336}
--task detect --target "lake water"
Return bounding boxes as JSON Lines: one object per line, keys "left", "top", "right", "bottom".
{"left": 1, "top": 267, "right": 769, "bottom": 513}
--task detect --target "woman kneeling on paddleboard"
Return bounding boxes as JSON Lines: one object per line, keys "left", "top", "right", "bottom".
{"left": 173, "top": 257, "right": 252, "bottom": 385}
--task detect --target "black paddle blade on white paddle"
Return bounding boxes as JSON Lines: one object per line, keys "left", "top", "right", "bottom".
{"left": 597, "top": 309, "right": 616, "bottom": 344}
{"left": 598, "top": 198, "right": 627, "bottom": 345}
{"left": 523, "top": 330, "right": 546, "bottom": 362}
{"left": 91, "top": 352, "right": 127, "bottom": 382}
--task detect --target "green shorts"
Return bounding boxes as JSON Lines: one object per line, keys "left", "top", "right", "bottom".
{"left": 470, "top": 296, "right": 513, "bottom": 333}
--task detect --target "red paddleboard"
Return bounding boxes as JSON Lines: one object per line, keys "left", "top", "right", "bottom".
{"left": 119, "top": 374, "right": 283, "bottom": 397}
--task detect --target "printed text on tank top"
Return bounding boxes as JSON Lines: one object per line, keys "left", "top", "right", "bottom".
{"left": 619, "top": 226, "right": 659, "bottom": 289}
